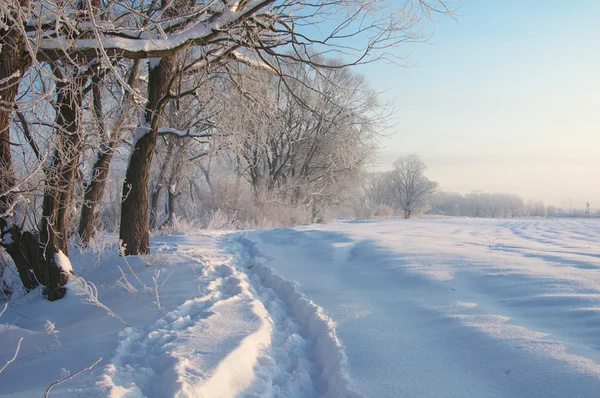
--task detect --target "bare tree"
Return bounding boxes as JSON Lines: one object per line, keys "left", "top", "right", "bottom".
{"left": 391, "top": 154, "right": 437, "bottom": 219}
{"left": 364, "top": 172, "right": 397, "bottom": 209}
{"left": 101, "top": 0, "right": 457, "bottom": 254}
{"left": 216, "top": 58, "right": 385, "bottom": 222}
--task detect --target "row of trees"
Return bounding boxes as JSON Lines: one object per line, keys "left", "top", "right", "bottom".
{"left": 428, "top": 192, "right": 545, "bottom": 218}
{"left": 428, "top": 192, "right": 600, "bottom": 219}
{"left": 358, "top": 156, "right": 596, "bottom": 220}
{"left": 0, "top": 1, "right": 456, "bottom": 300}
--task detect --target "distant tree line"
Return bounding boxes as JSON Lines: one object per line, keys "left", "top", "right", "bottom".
{"left": 427, "top": 192, "right": 598, "bottom": 219}
{"left": 357, "top": 156, "right": 598, "bottom": 220}
{"left": 427, "top": 191, "right": 542, "bottom": 218}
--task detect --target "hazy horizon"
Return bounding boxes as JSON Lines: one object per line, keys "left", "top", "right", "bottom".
{"left": 361, "top": 0, "right": 600, "bottom": 208}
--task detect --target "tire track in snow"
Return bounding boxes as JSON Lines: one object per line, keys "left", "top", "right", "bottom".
{"left": 99, "top": 248, "right": 271, "bottom": 398}
{"left": 231, "top": 236, "right": 363, "bottom": 398}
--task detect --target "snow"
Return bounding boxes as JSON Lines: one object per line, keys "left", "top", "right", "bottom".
{"left": 3, "top": 219, "right": 600, "bottom": 397}
{"left": 242, "top": 219, "right": 600, "bottom": 397}
{"left": 148, "top": 58, "right": 160, "bottom": 70}
{"left": 1, "top": 261, "right": 24, "bottom": 299}
{"left": 54, "top": 250, "right": 74, "bottom": 275}
{"left": 36, "top": 2, "right": 274, "bottom": 56}
{"left": 131, "top": 125, "right": 151, "bottom": 149}
{"left": 1, "top": 232, "right": 13, "bottom": 245}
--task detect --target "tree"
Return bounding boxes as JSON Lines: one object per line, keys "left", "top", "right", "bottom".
{"left": 112, "top": 0, "right": 458, "bottom": 254}
{"left": 218, "top": 58, "right": 383, "bottom": 221}
{"left": 391, "top": 154, "right": 437, "bottom": 219}
{"left": 0, "top": 0, "right": 101, "bottom": 299}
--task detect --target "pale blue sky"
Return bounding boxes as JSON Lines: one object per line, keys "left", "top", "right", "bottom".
{"left": 359, "top": 0, "right": 600, "bottom": 206}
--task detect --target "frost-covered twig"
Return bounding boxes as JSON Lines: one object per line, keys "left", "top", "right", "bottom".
{"left": 44, "top": 357, "right": 102, "bottom": 397}
{"left": 0, "top": 337, "right": 22, "bottom": 374}
{"left": 116, "top": 264, "right": 139, "bottom": 296}
{"left": 151, "top": 269, "right": 174, "bottom": 312}
{"left": 0, "top": 303, "right": 23, "bottom": 374}
{"left": 0, "top": 303, "right": 22, "bottom": 375}
{"left": 73, "top": 277, "right": 128, "bottom": 327}
{"left": 152, "top": 270, "right": 162, "bottom": 312}
{"left": 479, "top": 233, "right": 496, "bottom": 249}
{"left": 160, "top": 269, "right": 175, "bottom": 288}
{"left": 118, "top": 241, "right": 151, "bottom": 295}
{"left": 478, "top": 234, "right": 504, "bottom": 275}
{"left": 45, "top": 320, "right": 61, "bottom": 347}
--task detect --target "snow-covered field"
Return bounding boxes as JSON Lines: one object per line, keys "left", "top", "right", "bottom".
{"left": 3, "top": 218, "right": 600, "bottom": 397}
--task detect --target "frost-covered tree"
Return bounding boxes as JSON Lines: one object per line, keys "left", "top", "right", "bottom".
{"left": 113, "top": 0, "right": 459, "bottom": 255}
{"left": 0, "top": 0, "right": 458, "bottom": 300}
{"left": 0, "top": 0, "right": 106, "bottom": 299}
{"left": 216, "top": 59, "right": 383, "bottom": 221}
{"left": 391, "top": 154, "right": 437, "bottom": 219}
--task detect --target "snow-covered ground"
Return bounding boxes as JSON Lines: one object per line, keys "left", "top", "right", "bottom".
{"left": 3, "top": 219, "right": 600, "bottom": 397}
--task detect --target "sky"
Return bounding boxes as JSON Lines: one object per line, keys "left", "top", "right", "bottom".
{"left": 356, "top": 0, "right": 600, "bottom": 207}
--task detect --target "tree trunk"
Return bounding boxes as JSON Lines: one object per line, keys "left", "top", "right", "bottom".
{"left": 120, "top": 57, "right": 174, "bottom": 255}
{"left": 149, "top": 139, "right": 174, "bottom": 230}
{"left": 38, "top": 77, "right": 82, "bottom": 301}
{"left": 160, "top": 185, "right": 180, "bottom": 229}
{"left": 149, "top": 183, "right": 163, "bottom": 230}
{"left": 78, "top": 61, "right": 139, "bottom": 244}
{"left": 0, "top": 4, "right": 41, "bottom": 292}
{"left": 78, "top": 149, "right": 113, "bottom": 244}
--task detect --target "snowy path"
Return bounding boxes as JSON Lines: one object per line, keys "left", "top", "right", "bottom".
{"left": 100, "top": 246, "right": 272, "bottom": 397}
{"left": 242, "top": 219, "right": 600, "bottom": 398}
{"left": 97, "top": 236, "right": 357, "bottom": 398}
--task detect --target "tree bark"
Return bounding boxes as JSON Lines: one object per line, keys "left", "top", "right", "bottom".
{"left": 78, "top": 149, "right": 113, "bottom": 244}
{"left": 0, "top": 2, "right": 41, "bottom": 292}
{"left": 120, "top": 57, "right": 174, "bottom": 255}
{"left": 160, "top": 185, "right": 181, "bottom": 229}
{"left": 149, "top": 183, "right": 163, "bottom": 230}
{"left": 149, "top": 139, "right": 174, "bottom": 230}
{"left": 38, "top": 77, "right": 82, "bottom": 300}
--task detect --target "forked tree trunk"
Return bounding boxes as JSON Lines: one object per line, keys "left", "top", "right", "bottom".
{"left": 38, "top": 77, "right": 83, "bottom": 300}
{"left": 120, "top": 57, "right": 174, "bottom": 255}
{"left": 79, "top": 80, "right": 107, "bottom": 244}
{"left": 78, "top": 61, "right": 139, "bottom": 245}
